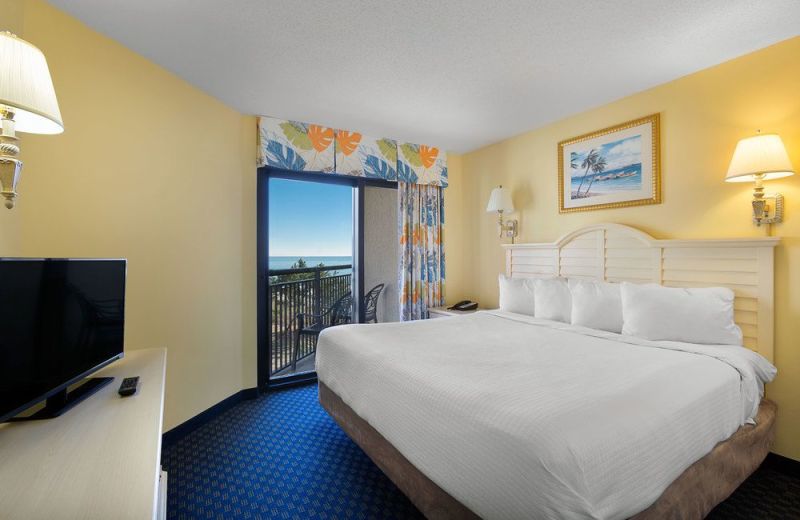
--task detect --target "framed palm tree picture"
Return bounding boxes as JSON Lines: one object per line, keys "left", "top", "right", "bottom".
{"left": 558, "top": 113, "right": 660, "bottom": 212}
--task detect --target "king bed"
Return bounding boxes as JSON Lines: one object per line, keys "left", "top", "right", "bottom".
{"left": 315, "top": 224, "right": 779, "bottom": 519}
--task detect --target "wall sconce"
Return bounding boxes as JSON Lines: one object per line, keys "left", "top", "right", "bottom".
{"left": 0, "top": 31, "right": 64, "bottom": 209}
{"left": 725, "top": 132, "right": 794, "bottom": 226}
{"left": 486, "top": 185, "right": 518, "bottom": 243}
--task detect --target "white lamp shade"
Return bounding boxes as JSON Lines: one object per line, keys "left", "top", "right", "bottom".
{"left": 0, "top": 32, "right": 63, "bottom": 134}
{"left": 486, "top": 186, "right": 514, "bottom": 213}
{"left": 725, "top": 133, "right": 794, "bottom": 183}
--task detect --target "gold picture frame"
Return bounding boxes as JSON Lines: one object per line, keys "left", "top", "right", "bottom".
{"left": 558, "top": 113, "right": 661, "bottom": 213}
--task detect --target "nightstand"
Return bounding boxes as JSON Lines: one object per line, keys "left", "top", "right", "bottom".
{"left": 428, "top": 306, "right": 481, "bottom": 318}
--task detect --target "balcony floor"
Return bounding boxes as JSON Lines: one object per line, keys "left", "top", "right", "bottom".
{"left": 273, "top": 353, "right": 316, "bottom": 379}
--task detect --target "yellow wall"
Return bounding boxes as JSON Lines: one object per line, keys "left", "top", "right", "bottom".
{"left": 0, "top": 0, "right": 258, "bottom": 430}
{"left": 443, "top": 153, "right": 468, "bottom": 304}
{"left": 449, "top": 37, "right": 800, "bottom": 460}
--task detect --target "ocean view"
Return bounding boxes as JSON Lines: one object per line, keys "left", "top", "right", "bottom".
{"left": 571, "top": 162, "right": 642, "bottom": 196}
{"left": 269, "top": 256, "right": 352, "bottom": 271}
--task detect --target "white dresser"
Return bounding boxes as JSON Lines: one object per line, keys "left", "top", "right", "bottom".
{"left": 0, "top": 348, "right": 167, "bottom": 520}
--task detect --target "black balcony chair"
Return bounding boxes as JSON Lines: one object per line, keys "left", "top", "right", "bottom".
{"left": 291, "top": 283, "right": 386, "bottom": 370}
{"left": 363, "top": 283, "right": 385, "bottom": 324}
{"left": 293, "top": 291, "right": 353, "bottom": 370}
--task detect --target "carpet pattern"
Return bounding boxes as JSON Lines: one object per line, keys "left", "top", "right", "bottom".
{"left": 708, "top": 464, "right": 800, "bottom": 519}
{"left": 162, "top": 384, "right": 799, "bottom": 519}
{"left": 161, "top": 383, "right": 421, "bottom": 519}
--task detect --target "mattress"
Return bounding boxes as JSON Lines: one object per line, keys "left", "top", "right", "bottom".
{"left": 315, "top": 311, "right": 776, "bottom": 520}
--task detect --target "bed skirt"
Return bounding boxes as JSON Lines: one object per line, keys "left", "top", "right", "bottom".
{"left": 319, "top": 382, "right": 776, "bottom": 520}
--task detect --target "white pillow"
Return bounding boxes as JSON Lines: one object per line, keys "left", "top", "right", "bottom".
{"left": 569, "top": 279, "right": 623, "bottom": 333}
{"left": 533, "top": 277, "right": 571, "bottom": 323}
{"left": 498, "top": 274, "right": 535, "bottom": 316}
{"left": 620, "top": 282, "right": 742, "bottom": 345}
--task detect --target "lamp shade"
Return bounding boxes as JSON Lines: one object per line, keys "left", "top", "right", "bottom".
{"left": 0, "top": 32, "right": 63, "bottom": 134}
{"left": 725, "top": 133, "right": 794, "bottom": 183}
{"left": 486, "top": 186, "right": 514, "bottom": 213}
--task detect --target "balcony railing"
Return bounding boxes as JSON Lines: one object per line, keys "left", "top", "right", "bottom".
{"left": 268, "top": 264, "right": 352, "bottom": 376}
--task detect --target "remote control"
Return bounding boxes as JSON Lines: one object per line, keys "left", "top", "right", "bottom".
{"left": 118, "top": 376, "right": 139, "bottom": 397}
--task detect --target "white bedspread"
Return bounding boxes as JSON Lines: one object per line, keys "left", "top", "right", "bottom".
{"left": 315, "top": 311, "right": 776, "bottom": 520}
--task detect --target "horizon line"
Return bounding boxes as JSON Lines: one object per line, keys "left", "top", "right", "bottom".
{"left": 269, "top": 254, "right": 352, "bottom": 257}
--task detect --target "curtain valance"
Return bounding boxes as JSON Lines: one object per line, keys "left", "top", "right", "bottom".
{"left": 257, "top": 116, "right": 448, "bottom": 187}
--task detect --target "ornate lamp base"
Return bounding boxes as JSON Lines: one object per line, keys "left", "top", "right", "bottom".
{"left": 0, "top": 106, "right": 21, "bottom": 209}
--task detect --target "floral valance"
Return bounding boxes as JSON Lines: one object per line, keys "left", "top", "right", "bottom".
{"left": 258, "top": 116, "right": 447, "bottom": 187}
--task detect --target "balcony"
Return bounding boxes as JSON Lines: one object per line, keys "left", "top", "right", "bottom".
{"left": 269, "top": 264, "right": 352, "bottom": 378}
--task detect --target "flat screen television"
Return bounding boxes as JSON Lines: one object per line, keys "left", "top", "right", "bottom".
{"left": 0, "top": 258, "right": 126, "bottom": 422}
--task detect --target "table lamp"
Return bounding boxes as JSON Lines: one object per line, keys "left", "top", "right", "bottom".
{"left": 0, "top": 31, "right": 63, "bottom": 209}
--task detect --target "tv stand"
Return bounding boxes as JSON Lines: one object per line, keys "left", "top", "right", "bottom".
{"left": 0, "top": 349, "right": 167, "bottom": 519}
{"left": 7, "top": 377, "right": 115, "bottom": 422}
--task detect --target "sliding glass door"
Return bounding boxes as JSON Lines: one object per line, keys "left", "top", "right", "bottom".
{"left": 257, "top": 168, "right": 398, "bottom": 388}
{"left": 266, "top": 176, "right": 355, "bottom": 381}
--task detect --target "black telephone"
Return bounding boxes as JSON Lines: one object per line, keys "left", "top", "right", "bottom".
{"left": 448, "top": 300, "right": 478, "bottom": 311}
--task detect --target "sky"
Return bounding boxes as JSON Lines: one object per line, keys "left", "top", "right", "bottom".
{"left": 570, "top": 134, "right": 642, "bottom": 178}
{"left": 268, "top": 178, "right": 353, "bottom": 257}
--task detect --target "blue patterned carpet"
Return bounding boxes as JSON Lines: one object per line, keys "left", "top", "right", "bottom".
{"left": 161, "top": 383, "right": 422, "bottom": 519}
{"left": 162, "top": 383, "right": 799, "bottom": 519}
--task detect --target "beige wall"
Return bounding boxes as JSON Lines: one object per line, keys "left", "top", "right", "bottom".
{"left": 447, "top": 36, "right": 800, "bottom": 460}
{"left": 0, "top": 0, "right": 257, "bottom": 430}
{"left": 364, "top": 186, "right": 399, "bottom": 322}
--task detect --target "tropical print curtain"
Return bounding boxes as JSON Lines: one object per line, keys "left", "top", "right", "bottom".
{"left": 334, "top": 130, "right": 398, "bottom": 180}
{"left": 397, "top": 142, "right": 448, "bottom": 187}
{"left": 258, "top": 116, "right": 447, "bottom": 186}
{"left": 258, "top": 117, "right": 335, "bottom": 172}
{"left": 399, "top": 182, "right": 445, "bottom": 320}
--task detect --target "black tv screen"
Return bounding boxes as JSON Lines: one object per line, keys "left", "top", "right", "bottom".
{"left": 0, "top": 259, "right": 126, "bottom": 421}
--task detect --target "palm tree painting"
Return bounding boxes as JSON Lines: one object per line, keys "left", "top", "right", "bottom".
{"left": 567, "top": 135, "right": 643, "bottom": 200}
{"left": 583, "top": 155, "right": 607, "bottom": 197}
{"left": 559, "top": 114, "right": 660, "bottom": 212}
{"left": 575, "top": 148, "right": 600, "bottom": 197}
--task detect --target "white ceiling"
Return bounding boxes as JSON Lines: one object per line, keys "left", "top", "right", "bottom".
{"left": 48, "top": 1, "right": 800, "bottom": 152}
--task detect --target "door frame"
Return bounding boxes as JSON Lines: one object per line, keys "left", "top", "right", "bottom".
{"left": 256, "top": 166, "right": 396, "bottom": 390}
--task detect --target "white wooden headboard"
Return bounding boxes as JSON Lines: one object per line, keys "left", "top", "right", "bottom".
{"left": 503, "top": 223, "right": 779, "bottom": 362}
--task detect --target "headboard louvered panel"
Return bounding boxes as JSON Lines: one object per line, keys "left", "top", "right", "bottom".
{"left": 503, "top": 223, "right": 778, "bottom": 362}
